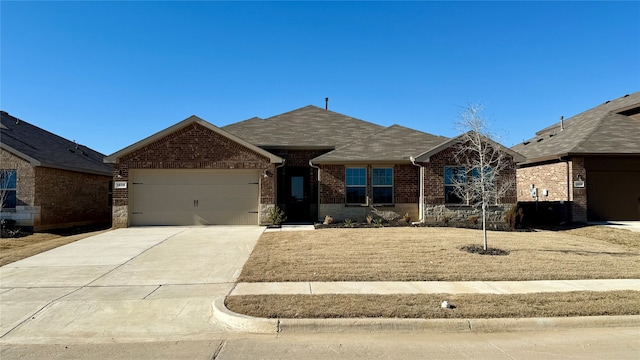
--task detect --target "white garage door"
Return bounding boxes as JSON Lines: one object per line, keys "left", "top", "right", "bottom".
{"left": 129, "top": 169, "right": 260, "bottom": 226}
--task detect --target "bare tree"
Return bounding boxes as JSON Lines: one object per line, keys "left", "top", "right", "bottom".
{"left": 448, "top": 104, "right": 515, "bottom": 250}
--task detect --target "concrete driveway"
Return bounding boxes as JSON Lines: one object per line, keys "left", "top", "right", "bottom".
{"left": 0, "top": 226, "right": 264, "bottom": 344}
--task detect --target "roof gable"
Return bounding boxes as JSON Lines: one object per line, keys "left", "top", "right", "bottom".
{"left": 512, "top": 92, "right": 640, "bottom": 162}
{"left": 105, "top": 115, "right": 283, "bottom": 164}
{"left": 414, "top": 131, "right": 525, "bottom": 163}
{"left": 311, "top": 125, "right": 447, "bottom": 164}
{"left": 223, "top": 105, "right": 384, "bottom": 149}
{"left": 0, "top": 111, "right": 112, "bottom": 176}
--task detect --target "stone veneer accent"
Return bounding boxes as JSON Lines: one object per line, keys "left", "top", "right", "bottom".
{"left": 423, "top": 204, "right": 512, "bottom": 223}
{"left": 319, "top": 204, "right": 419, "bottom": 223}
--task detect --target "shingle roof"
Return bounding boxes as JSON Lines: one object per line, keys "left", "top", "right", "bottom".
{"left": 311, "top": 125, "right": 447, "bottom": 164}
{"left": 512, "top": 92, "right": 640, "bottom": 163}
{"left": 223, "top": 105, "right": 384, "bottom": 148}
{"left": 1, "top": 111, "right": 112, "bottom": 176}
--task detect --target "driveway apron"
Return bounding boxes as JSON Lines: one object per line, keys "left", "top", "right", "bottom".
{"left": 0, "top": 226, "right": 264, "bottom": 344}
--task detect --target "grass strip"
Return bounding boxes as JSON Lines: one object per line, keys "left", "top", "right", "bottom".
{"left": 226, "top": 291, "right": 640, "bottom": 319}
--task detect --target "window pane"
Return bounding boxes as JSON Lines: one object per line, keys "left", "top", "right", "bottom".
{"left": 445, "top": 186, "right": 463, "bottom": 204}
{"left": 2, "top": 190, "right": 16, "bottom": 209}
{"left": 373, "top": 187, "right": 392, "bottom": 204}
{"left": 346, "top": 168, "right": 366, "bottom": 186}
{"left": 346, "top": 187, "right": 366, "bottom": 204}
{"left": 372, "top": 168, "right": 393, "bottom": 186}
{"left": 1, "top": 170, "right": 17, "bottom": 189}
{"left": 444, "top": 167, "right": 465, "bottom": 185}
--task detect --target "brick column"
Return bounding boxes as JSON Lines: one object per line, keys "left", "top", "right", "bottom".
{"left": 571, "top": 157, "right": 587, "bottom": 222}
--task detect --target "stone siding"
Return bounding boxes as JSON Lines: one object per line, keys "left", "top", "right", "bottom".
{"left": 423, "top": 204, "right": 512, "bottom": 223}
{"left": 319, "top": 203, "right": 419, "bottom": 223}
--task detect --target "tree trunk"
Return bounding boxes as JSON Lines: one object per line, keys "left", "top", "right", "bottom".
{"left": 482, "top": 201, "right": 487, "bottom": 250}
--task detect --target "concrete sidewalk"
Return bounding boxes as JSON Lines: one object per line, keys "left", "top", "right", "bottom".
{"left": 231, "top": 279, "right": 640, "bottom": 296}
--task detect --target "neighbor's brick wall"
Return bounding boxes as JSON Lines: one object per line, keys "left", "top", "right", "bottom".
{"left": 516, "top": 161, "right": 570, "bottom": 202}
{"left": 34, "top": 167, "right": 112, "bottom": 231}
{"left": 0, "top": 149, "right": 38, "bottom": 227}
{"left": 515, "top": 158, "right": 587, "bottom": 223}
{"left": 571, "top": 157, "right": 587, "bottom": 222}
{"left": 112, "top": 123, "right": 275, "bottom": 227}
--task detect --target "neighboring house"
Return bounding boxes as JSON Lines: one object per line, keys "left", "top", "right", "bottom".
{"left": 512, "top": 92, "right": 640, "bottom": 222}
{"left": 106, "top": 105, "right": 521, "bottom": 227}
{"left": 0, "top": 111, "right": 113, "bottom": 231}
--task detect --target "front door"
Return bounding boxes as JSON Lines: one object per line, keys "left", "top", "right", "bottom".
{"left": 278, "top": 167, "right": 311, "bottom": 223}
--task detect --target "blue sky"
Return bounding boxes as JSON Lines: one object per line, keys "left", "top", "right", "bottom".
{"left": 2, "top": 1, "right": 638, "bottom": 155}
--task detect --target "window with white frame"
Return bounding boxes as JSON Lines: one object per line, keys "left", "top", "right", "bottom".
{"left": 345, "top": 167, "right": 367, "bottom": 204}
{"left": 1, "top": 170, "right": 17, "bottom": 209}
{"left": 444, "top": 166, "right": 465, "bottom": 204}
{"left": 372, "top": 167, "right": 393, "bottom": 204}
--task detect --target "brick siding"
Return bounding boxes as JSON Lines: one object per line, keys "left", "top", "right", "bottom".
{"left": 515, "top": 157, "right": 588, "bottom": 223}
{"left": 1, "top": 148, "right": 111, "bottom": 230}
{"left": 516, "top": 161, "right": 570, "bottom": 202}
{"left": 35, "top": 167, "right": 112, "bottom": 230}
{"left": 112, "top": 123, "right": 275, "bottom": 227}
{"left": 1, "top": 149, "right": 38, "bottom": 227}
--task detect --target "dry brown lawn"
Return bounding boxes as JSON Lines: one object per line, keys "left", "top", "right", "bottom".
{"left": 0, "top": 229, "right": 109, "bottom": 266}
{"left": 226, "top": 291, "right": 640, "bottom": 319}
{"left": 238, "top": 226, "right": 640, "bottom": 282}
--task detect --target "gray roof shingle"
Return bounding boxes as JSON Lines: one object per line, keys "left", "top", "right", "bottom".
{"left": 512, "top": 92, "right": 640, "bottom": 162}
{"left": 311, "top": 125, "right": 447, "bottom": 164}
{"left": 1, "top": 111, "right": 112, "bottom": 176}
{"left": 223, "top": 105, "right": 384, "bottom": 148}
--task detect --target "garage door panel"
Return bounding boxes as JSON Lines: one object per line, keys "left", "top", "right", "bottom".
{"left": 129, "top": 169, "right": 260, "bottom": 226}
{"left": 588, "top": 170, "right": 640, "bottom": 221}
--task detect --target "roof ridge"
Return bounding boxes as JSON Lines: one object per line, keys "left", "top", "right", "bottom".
{"left": 567, "top": 110, "right": 612, "bottom": 153}
{"left": 263, "top": 105, "right": 321, "bottom": 121}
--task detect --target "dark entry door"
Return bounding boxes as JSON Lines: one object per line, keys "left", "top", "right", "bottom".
{"left": 278, "top": 167, "right": 311, "bottom": 222}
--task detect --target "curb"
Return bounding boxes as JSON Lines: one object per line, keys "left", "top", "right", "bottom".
{"left": 212, "top": 298, "right": 278, "bottom": 333}
{"left": 212, "top": 299, "right": 640, "bottom": 334}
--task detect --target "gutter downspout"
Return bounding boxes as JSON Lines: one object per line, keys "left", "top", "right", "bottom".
{"left": 565, "top": 157, "right": 572, "bottom": 224}
{"left": 274, "top": 159, "right": 286, "bottom": 211}
{"left": 410, "top": 156, "right": 424, "bottom": 223}
{"left": 309, "top": 160, "right": 321, "bottom": 222}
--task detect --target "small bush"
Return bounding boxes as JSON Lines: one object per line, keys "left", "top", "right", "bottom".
{"left": 323, "top": 215, "right": 334, "bottom": 225}
{"left": 267, "top": 206, "right": 287, "bottom": 226}
{"left": 403, "top": 212, "right": 411, "bottom": 223}
{"left": 343, "top": 218, "right": 354, "bottom": 228}
{"left": 505, "top": 205, "right": 524, "bottom": 229}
